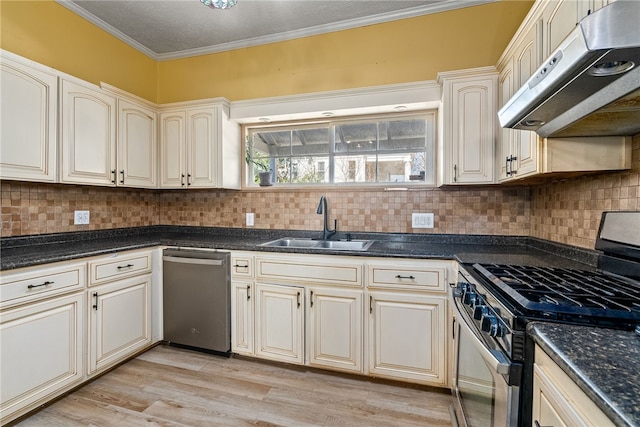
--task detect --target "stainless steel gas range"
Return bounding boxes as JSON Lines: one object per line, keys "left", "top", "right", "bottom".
{"left": 450, "top": 211, "right": 640, "bottom": 427}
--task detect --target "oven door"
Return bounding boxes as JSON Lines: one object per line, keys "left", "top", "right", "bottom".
{"left": 451, "top": 295, "right": 519, "bottom": 427}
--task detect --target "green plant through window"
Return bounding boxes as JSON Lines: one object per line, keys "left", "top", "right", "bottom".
{"left": 246, "top": 112, "right": 436, "bottom": 186}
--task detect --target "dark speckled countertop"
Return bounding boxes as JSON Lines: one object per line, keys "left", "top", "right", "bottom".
{"left": 528, "top": 322, "right": 640, "bottom": 427}
{"left": 0, "top": 225, "right": 598, "bottom": 271}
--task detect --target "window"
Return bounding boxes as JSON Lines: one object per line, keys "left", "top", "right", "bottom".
{"left": 246, "top": 112, "right": 435, "bottom": 186}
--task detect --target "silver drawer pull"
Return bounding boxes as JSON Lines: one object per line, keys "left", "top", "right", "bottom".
{"left": 233, "top": 264, "right": 248, "bottom": 268}
{"left": 395, "top": 275, "right": 415, "bottom": 280}
{"left": 117, "top": 264, "right": 134, "bottom": 270}
{"left": 28, "top": 280, "right": 54, "bottom": 289}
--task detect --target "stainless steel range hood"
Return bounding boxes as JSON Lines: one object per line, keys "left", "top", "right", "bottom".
{"left": 498, "top": 1, "right": 640, "bottom": 138}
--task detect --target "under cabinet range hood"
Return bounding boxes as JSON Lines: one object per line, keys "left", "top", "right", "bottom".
{"left": 498, "top": 1, "right": 640, "bottom": 138}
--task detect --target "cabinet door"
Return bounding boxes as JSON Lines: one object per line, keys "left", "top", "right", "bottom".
{"left": 0, "top": 56, "right": 57, "bottom": 182}
{"left": 231, "top": 280, "right": 254, "bottom": 355}
{"left": 0, "top": 293, "right": 83, "bottom": 425}
{"left": 187, "top": 107, "right": 218, "bottom": 188}
{"left": 88, "top": 275, "right": 151, "bottom": 375}
{"left": 117, "top": 99, "right": 157, "bottom": 188}
{"left": 544, "top": 0, "right": 583, "bottom": 56}
{"left": 532, "top": 368, "right": 570, "bottom": 427}
{"left": 307, "top": 287, "right": 363, "bottom": 373}
{"left": 61, "top": 79, "right": 116, "bottom": 186}
{"left": 255, "top": 283, "right": 304, "bottom": 364}
{"left": 512, "top": 22, "right": 542, "bottom": 178}
{"left": 368, "top": 292, "right": 446, "bottom": 385}
{"left": 498, "top": 62, "right": 515, "bottom": 182}
{"left": 159, "top": 111, "right": 186, "bottom": 188}
{"left": 443, "top": 74, "right": 497, "bottom": 184}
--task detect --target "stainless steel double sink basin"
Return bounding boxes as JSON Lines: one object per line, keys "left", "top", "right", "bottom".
{"left": 260, "top": 237, "right": 374, "bottom": 251}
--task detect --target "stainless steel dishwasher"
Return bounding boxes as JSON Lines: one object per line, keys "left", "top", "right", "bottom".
{"left": 162, "top": 249, "right": 230, "bottom": 354}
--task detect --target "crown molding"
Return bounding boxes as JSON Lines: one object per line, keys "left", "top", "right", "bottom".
{"left": 56, "top": 0, "right": 497, "bottom": 61}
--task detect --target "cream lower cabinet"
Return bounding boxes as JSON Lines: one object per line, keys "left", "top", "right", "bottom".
{"left": 368, "top": 291, "right": 446, "bottom": 385}
{"left": 307, "top": 286, "right": 363, "bottom": 373}
{"left": 230, "top": 252, "right": 255, "bottom": 356}
{"left": 87, "top": 250, "right": 153, "bottom": 376}
{"left": 88, "top": 274, "right": 151, "bottom": 375}
{"left": 366, "top": 258, "right": 450, "bottom": 386}
{"left": 231, "top": 280, "right": 254, "bottom": 356}
{"left": 254, "top": 282, "right": 304, "bottom": 364}
{"left": 0, "top": 292, "right": 84, "bottom": 425}
{"left": 532, "top": 344, "right": 614, "bottom": 427}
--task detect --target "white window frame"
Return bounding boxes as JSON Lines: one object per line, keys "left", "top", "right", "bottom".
{"left": 244, "top": 111, "right": 437, "bottom": 188}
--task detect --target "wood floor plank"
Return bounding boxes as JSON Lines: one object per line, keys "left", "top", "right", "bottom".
{"left": 13, "top": 345, "right": 453, "bottom": 427}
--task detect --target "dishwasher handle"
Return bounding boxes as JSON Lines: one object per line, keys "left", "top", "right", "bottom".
{"left": 162, "top": 255, "right": 225, "bottom": 266}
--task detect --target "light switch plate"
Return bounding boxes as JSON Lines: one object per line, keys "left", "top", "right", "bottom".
{"left": 412, "top": 213, "right": 434, "bottom": 229}
{"left": 74, "top": 210, "right": 90, "bottom": 225}
{"left": 246, "top": 212, "right": 255, "bottom": 227}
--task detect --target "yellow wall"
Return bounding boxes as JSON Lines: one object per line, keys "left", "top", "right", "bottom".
{"left": 1, "top": 0, "right": 532, "bottom": 104}
{"left": 158, "top": 1, "right": 533, "bottom": 103}
{"left": 0, "top": 0, "right": 158, "bottom": 102}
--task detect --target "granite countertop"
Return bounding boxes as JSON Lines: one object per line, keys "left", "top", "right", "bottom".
{"left": 0, "top": 225, "right": 598, "bottom": 271}
{"left": 528, "top": 322, "right": 640, "bottom": 427}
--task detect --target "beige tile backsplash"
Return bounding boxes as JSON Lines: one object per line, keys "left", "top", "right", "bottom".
{"left": 2, "top": 135, "right": 638, "bottom": 250}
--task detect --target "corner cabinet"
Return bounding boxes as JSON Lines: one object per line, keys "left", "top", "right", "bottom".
{"left": 0, "top": 51, "right": 58, "bottom": 183}
{"left": 438, "top": 67, "right": 498, "bottom": 185}
{"left": 159, "top": 101, "right": 241, "bottom": 189}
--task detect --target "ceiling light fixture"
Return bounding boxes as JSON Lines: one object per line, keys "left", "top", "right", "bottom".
{"left": 201, "top": 0, "right": 237, "bottom": 10}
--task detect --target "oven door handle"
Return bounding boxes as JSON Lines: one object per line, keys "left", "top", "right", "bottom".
{"left": 453, "top": 296, "right": 512, "bottom": 375}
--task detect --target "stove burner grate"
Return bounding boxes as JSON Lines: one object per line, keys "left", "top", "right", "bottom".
{"left": 473, "top": 264, "right": 640, "bottom": 320}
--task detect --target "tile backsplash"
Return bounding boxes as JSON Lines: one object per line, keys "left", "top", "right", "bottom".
{"left": 2, "top": 135, "right": 638, "bottom": 249}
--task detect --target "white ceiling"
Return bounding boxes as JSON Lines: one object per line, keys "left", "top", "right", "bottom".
{"left": 57, "top": 0, "right": 496, "bottom": 61}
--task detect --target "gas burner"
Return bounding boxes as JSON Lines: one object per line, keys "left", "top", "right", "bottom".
{"left": 473, "top": 263, "right": 640, "bottom": 322}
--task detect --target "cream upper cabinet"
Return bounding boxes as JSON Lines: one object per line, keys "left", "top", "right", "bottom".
{"left": 532, "top": 344, "right": 615, "bottom": 427}
{"left": 438, "top": 67, "right": 497, "bottom": 185}
{"left": 497, "top": 0, "right": 631, "bottom": 182}
{"left": 159, "top": 102, "right": 241, "bottom": 189}
{"left": 0, "top": 51, "right": 58, "bottom": 183}
{"left": 61, "top": 78, "right": 117, "bottom": 186}
{"left": 116, "top": 98, "right": 157, "bottom": 188}
{"left": 499, "top": 20, "right": 543, "bottom": 182}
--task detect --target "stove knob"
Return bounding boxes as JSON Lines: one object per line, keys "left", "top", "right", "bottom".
{"left": 463, "top": 290, "right": 477, "bottom": 306}
{"left": 481, "top": 314, "right": 504, "bottom": 337}
{"left": 473, "top": 305, "right": 489, "bottom": 320}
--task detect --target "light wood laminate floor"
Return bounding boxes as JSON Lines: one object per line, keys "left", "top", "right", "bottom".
{"left": 15, "top": 345, "right": 453, "bottom": 426}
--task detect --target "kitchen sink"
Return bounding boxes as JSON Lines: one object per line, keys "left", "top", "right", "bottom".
{"left": 260, "top": 237, "right": 374, "bottom": 251}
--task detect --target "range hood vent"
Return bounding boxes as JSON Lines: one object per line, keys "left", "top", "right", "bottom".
{"left": 498, "top": 1, "right": 640, "bottom": 138}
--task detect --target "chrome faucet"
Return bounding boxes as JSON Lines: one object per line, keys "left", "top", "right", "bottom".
{"left": 316, "top": 195, "right": 337, "bottom": 240}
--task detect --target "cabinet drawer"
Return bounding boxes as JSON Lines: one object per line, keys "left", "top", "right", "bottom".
{"left": 88, "top": 251, "right": 151, "bottom": 286}
{"left": 0, "top": 262, "right": 86, "bottom": 308}
{"left": 367, "top": 260, "right": 447, "bottom": 292}
{"left": 256, "top": 255, "right": 363, "bottom": 287}
{"left": 231, "top": 253, "right": 254, "bottom": 278}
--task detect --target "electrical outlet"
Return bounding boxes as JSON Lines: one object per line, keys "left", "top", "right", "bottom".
{"left": 74, "top": 210, "right": 90, "bottom": 225}
{"left": 246, "top": 212, "right": 255, "bottom": 227}
{"left": 412, "top": 213, "right": 434, "bottom": 229}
